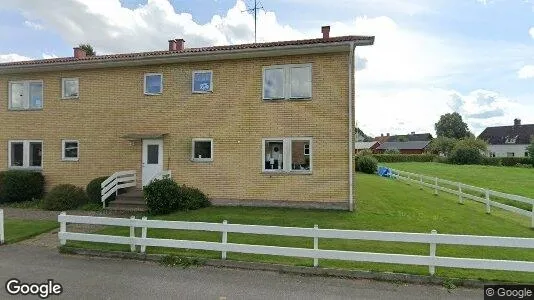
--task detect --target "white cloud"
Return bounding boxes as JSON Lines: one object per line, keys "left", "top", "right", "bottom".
{"left": 0, "top": 53, "right": 32, "bottom": 63}
{"left": 518, "top": 65, "right": 534, "bottom": 79}
{"left": 530, "top": 27, "right": 534, "bottom": 39}
{"left": 24, "top": 20, "right": 44, "bottom": 30}
{"left": 41, "top": 53, "right": 58, "bottom": 59}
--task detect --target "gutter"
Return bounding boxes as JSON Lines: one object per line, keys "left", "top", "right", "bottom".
{"left": 348, "top": 42, "right": 356, "bottom": 212}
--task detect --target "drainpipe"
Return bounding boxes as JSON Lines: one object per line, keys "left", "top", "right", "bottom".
{"left": 348, "top": 42, "right": 356, "bottom": 211}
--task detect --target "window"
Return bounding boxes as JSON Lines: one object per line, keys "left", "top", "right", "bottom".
{"left": 8, "top": 140, "right": 42, "bottom": 168}
{"left": 192, "top": 138, "right": 213, "bottom": 162}
{"left": 9, "top": 81, "right": 43, "bottom": 110}
{"left": 192, "top": 70, "right": 213, "bottom": 93}
{"left": 62, "top": 78, "right": 79, "bottom": 99}
{"left": 263, "top": 64, "right": 312, "bottom": 100}
{"left": 507, "top": 152, "right": 515, "bottom": 157}
{"left": 526, "top": 152, "right": 529, "bottom": 157}
{"left": 489, "top": 152, "right": 496, "bottom": 158}
{"left": 262, "top": 138, "right": 312, "bottom": 173}
{"left": 144, "top": 73, "right": 163, "bottom": 95}
{"left": 505, "top": 136, "right": 518, "bottom": 144}
{"left": 62, "top": 140, "right": 79, "bottom": 161}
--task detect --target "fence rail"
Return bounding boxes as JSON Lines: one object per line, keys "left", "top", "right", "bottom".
{"left": 58, "top": 213, "right": 534, "bottom": 275}
{"left": 0, "top": 209, "right": 4, "bottom": 245}
{"left": 390, "top": 169, "right": 534, "bottom": 228}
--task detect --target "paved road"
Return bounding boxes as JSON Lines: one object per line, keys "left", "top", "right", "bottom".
{"left": 0, "top": 245, "right": 481, "bottom": 300}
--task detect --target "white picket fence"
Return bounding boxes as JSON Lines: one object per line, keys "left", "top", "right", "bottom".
{"left": 390, "top": 169, "right": 534, "bottom": 228}
{"left": 58, "top": 213, "right": 534, "bottom": 275}
{"left": 0, "top": 209, "right": 4, "bottom": 245}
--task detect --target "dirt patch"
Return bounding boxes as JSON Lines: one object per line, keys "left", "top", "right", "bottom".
{"left": 19, "top": 224, "right": 107, "bottom": 249}
{"left": 0, "top": 207, "right": 135, "bottom": 221}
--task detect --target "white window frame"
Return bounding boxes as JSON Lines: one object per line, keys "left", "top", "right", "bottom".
{"left": 262, "top": 64, "right": 312, "bottom": 101}
{"left": 192, "top": 70, "right": 214, "bottom": 93}
{"left": 62, "top": 140, "right": 79, "bottom": 161}
{"left": 8, "top": 140, "right": 43, "bottom": 169}
{"left": 61, "top": 78, "right": 79, "bottom": 99}
{"left": 144, "top": 73, "right": 163, "bottom": 95}
{"left": 191, "top": 138, "right": 214, "bottom": 162}
{"left": 261, "top": 137, "right": 312, "bottom": 174}
{"left": 8, "top": 80, "right": 44, "bottom": 110}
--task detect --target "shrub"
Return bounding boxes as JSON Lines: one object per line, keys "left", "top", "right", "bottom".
{"left": 180, "top": 185, "right": 211, "bottom": 210}
{"left": 356, "top": 155, "right": 378, "bottom": 174}
{"left": 384, "top": 149, "right": 401, "bottom": 155}
{"left": 0, "top": 170, "right": 45, "bottom": 204}
{"left": 144, "top": 178, "right": 182, "bottom": 215}
{"left": 41, "top": 184, "right": 89, "bottom": 211}
{"left": 86, "top": 176, "right": 115, "bottom": 204}
{"left": 500, "top": 157, "right": 532, "bottom": 167}
{"left": 449, "top": 146, "right": 483, "bottom": 165}
{"left": 480, "top": 157, "right": 502, "bottom": 166}
{"left": 371, "top": 154, "right": 436, "bottom": 163}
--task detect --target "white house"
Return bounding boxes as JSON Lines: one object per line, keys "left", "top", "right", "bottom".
{"left": 478, "top": 119, "right": 533, "bottom": 158}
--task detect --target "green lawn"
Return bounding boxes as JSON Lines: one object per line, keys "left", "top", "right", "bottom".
{"left": 68, "top": 174, "right": 534, "bottom": 283}
{"left": 3, "top": 219, "right": 58, "bottom": 244}
{"left": 382, "top": 162, "right": 534, "bottom": 199}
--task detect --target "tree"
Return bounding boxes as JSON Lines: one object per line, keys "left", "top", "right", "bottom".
{"left": 428, "top": 137, "right": 457, "bottom": 157}
{"left": 435, "top": 112, "right": 470, "bottom": 139}
{"left": 78, "top": 44, "right": 96, "bottom": 56}
{"left": 527, "top": 138, "right": 534, "bottom": 166}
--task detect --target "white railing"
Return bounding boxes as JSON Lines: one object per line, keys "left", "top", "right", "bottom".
{"left": 101, "top": 170, "right": 137, "bottom": 208}
{"left": 0, "top": 209, "right": 4, "bottom": 245}
{"left": 390, "top": 168, "right": 534, "bottom": 228}
{"left": 147, "top": 170, "right": 172, "bottom": 185}
{"left": 57, "top": 213, "right": 534, "bottom": 275}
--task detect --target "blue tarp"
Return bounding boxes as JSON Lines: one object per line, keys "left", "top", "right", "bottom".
{"left": 377, "top": 166, "right": 392, "bottom": 177}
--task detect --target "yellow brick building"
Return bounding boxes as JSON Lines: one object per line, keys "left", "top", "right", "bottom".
{"left": 0, "top": 28, "right": 374, "bottom": 210}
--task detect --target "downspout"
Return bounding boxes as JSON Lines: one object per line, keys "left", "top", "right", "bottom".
{"left": 348, "top": 42, "right": 356, "bottom": 211}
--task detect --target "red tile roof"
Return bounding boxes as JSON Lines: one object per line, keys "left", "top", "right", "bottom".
{"left": 0, "top": 35, "right": 374, "bottom": 68}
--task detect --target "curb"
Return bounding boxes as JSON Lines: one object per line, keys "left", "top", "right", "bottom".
{"left": 59, "top": 247, "right": 512, "bottom": 288}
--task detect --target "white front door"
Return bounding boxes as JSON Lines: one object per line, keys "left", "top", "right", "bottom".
{"left": 142, "top": 139, "right": 163, "bottom": 186}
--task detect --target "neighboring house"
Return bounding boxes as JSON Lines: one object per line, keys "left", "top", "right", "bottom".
{"left": 374, "top": 141, "right": 431, "bottom": 154}
{"left": 374, "top": 132, "right": 433, "bottom": 144}
{"left": 0, "top": 26, "right": 374, "bottom": 211}
{"left": 478, "top": 119, "right": 534, "bottom": 158}
{"left": 354, "top": 127, "right": 372, "bottom": 142}
{"left": 354, "top": 141, "right": 380, "bottom": 154}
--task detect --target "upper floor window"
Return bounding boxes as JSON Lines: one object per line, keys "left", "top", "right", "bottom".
{"left": 263, "top": 64, "right": 312, "bottom": 100}
{"left": 505, "top": 136, "right": 518, "bottom": 144}
{"left": 144, "top": 73, "right": 163, "bottom": 95}
{"left": 8, "top": 140, "right": 42, "bottom": 169}
{"left": 62, "top": 78, "right": 79, "bottom": 99}
{"left": 9, "top": 81, "right": 43, "bottom": 110}
{"left": 192, "top": 70, "right": 213, "bottom": 93}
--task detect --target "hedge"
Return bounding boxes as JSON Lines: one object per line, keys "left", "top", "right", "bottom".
{"left": 41, "top": 184, "right": 89, "bottom": 211}
{"left": 0, "top": 170, "right": 45, "bottom": 204}
{"left": 480, "top": 157, "right": 532, "bottom": 167}
{"left": 355, "top": 154, "right": 436, "bottom": 165}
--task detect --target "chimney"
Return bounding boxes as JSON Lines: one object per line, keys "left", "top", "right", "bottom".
{"left": 381, "top": 133, "right": 384, "bottom": 137}
{"left": 321, "top": 26, "right": 330, "bottom": 39}
{"left": 387, "top": 133, "right": 390, "bottom": 137}
{"left": 73, "top": 47, "right": 86, "bottom": 59}
{"left": 411, "top": 132, "right": 415, "bottom": 135}
{"left": 514, "top": 118, "right": 521, "bottom": 126}
{"left": 175, "top": 39, "right": 185, "bottom": 51}
{"left": 168, "top": 40, "right": 177, "bottom": 51}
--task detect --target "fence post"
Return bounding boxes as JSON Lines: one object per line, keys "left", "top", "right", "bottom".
{"left": 0, "top": 209, "right": 4, "bottom": 245}
{"left": 429, "top": 230, "right": 437, "bottom": 276}
{"left": 434, "top": 177, "right": 438, "bottom": 195}
{"left": 458, "top": 183, "right": 464, "bottom": 204}
{"left": 531, "top": 203, "right": 534, "bottom": 229}
{"left": 313, "top": 224, "right": 319, "bottom": 267}
{"left": 221, "top": 220, "right": 228, "bottom": 260}
{"left": 485, "top": 190, "right": 491, "bottom": 214}
{"left": 140, "top": 217, "right": 147, "bottom": 254}
{"left": 130, "top": 216, "right": 136, "bottom": 252}
{"left": 419, "top": 175, "right": 423, "bottom": 190}
{"left": 59, "top": 212, "right": 67, "bottom": 246}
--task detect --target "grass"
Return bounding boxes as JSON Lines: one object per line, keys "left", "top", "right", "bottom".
{"left": 1, "top": 200, "right": 103, "bottom": 212}
{"left": 68, "top": 174, "right": 534, "bottom": 283}
{"left": 3, "top": 219, "right": 58, "bottom": 244}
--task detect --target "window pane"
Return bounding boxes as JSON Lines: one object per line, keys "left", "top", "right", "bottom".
{"left": 193, "top": 72, "right": 212, "bottom": 92}
{"left": 194, "top": 141, "right": 212, "bottom": 159}
{"left": 264, "top": 140, "right": 283, "bottom": 170}
{"left": 29, "top": 82, "right": 43, "bottom": 108}
{"left": 145, "top": 75, "right": 162, "bottom": 94}
{"left": 263, "top": 68, "right": 284, "bottom": 99}
{"left": 10, "top": 143, "right": 24, "bottom": 167}
{"left": 29, "top": 142, "right": 42, "bottom": 167}
{"left": 10, "top": 83, "right": 26, "bottom": 109}
{"left": 290, "top": 66, "right": 311, "bottom": 98}
{"left": 63, "top": 79, "right": 79, "bottom": 98}
{"left": 64, "top": 142, "right": 78, "bottom": 158}
{"left": 291, "top": 140, "right": 311, "bottom": 171}
{"left": 147, "top": 145, "right": 159, "bottom": 164}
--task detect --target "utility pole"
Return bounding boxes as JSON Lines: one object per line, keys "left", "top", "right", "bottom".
{"left": 244, "top": 0, "right": 263, "bottom": 43}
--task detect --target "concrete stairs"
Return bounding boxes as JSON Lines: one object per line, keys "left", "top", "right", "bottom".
{"left": 106, "top": 188, "right": 147, "bottom": 212}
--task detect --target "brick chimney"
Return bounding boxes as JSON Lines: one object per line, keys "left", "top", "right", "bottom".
{"left": 386, "top": 133, "right": 390, "bottom": 137}
{"left": 73, "top": 47, "right": 86, "bottom": 59}
{"left": 168, "top": 40, "right": 177, "bottom": 51}
{"left": 514, "top": 118, "right": 521, "bottom": 126}
{"left": 175, "top": 39, "right": 185, "bottom": 51}
{"left": 322, "top": 26, "right": 330, "bottom": 39}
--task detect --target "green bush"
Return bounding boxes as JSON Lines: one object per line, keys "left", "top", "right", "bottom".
{"left": 480, "top": 157, "right": 502, "bottom": 166}
{"left": 449, "top": 146, "right": 483, "bottom": 165}
{"left": 180, "top": 185, "right": 211, "bottom": 210}
{"left": 500, "top": 157, "right": 532, "bottom": 167}
{"left": 356, "top": 155, "right": 378, "bottom": 174}
{"left": 41, "top": 184, "right": 89, "bottom": 211}
{"left": 383, "top": 149, "right": 401, "bottom": 155}
{"left": 86, "top": 176, "right": 115, "bottom": 204}
{"left": 144, "top": 178, "right": 182, "bottom": 215}
{"left": 0, "top": 170, "right": 45, "bottom": 204}
{"left": 371, "top": 154, "right": 436, "bottom": 163}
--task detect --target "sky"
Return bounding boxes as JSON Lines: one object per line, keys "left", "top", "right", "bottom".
{"left": 1, "top": 0, "right": 534, "bottom": 137}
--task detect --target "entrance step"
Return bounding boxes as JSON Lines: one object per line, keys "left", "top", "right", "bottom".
{"left": 106, "top": 189, "right": 147, "bottom": 212}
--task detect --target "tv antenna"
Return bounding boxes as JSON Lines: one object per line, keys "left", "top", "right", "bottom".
{"left": 243, "top": 0, "right": 263, "bottom": 43}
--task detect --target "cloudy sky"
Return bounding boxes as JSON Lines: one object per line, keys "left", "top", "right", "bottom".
{"left": 1, "top": 0, "right": 533, "bottom": 137}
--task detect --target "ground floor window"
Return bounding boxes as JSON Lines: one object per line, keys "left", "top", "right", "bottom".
{"left": 263, "top": 137, "right": 312, "bottom": 173}
{"left": 507, "top": 152, "right": 515, "bottom": 157}
{"left": 9, "top": 140, "right": 42, "bottom": 168}
{"left": 62, "top": 140, "right": 79, "bottom": 161}
{"left": 192, "top": 138, "right": 213, "bottom": 162}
